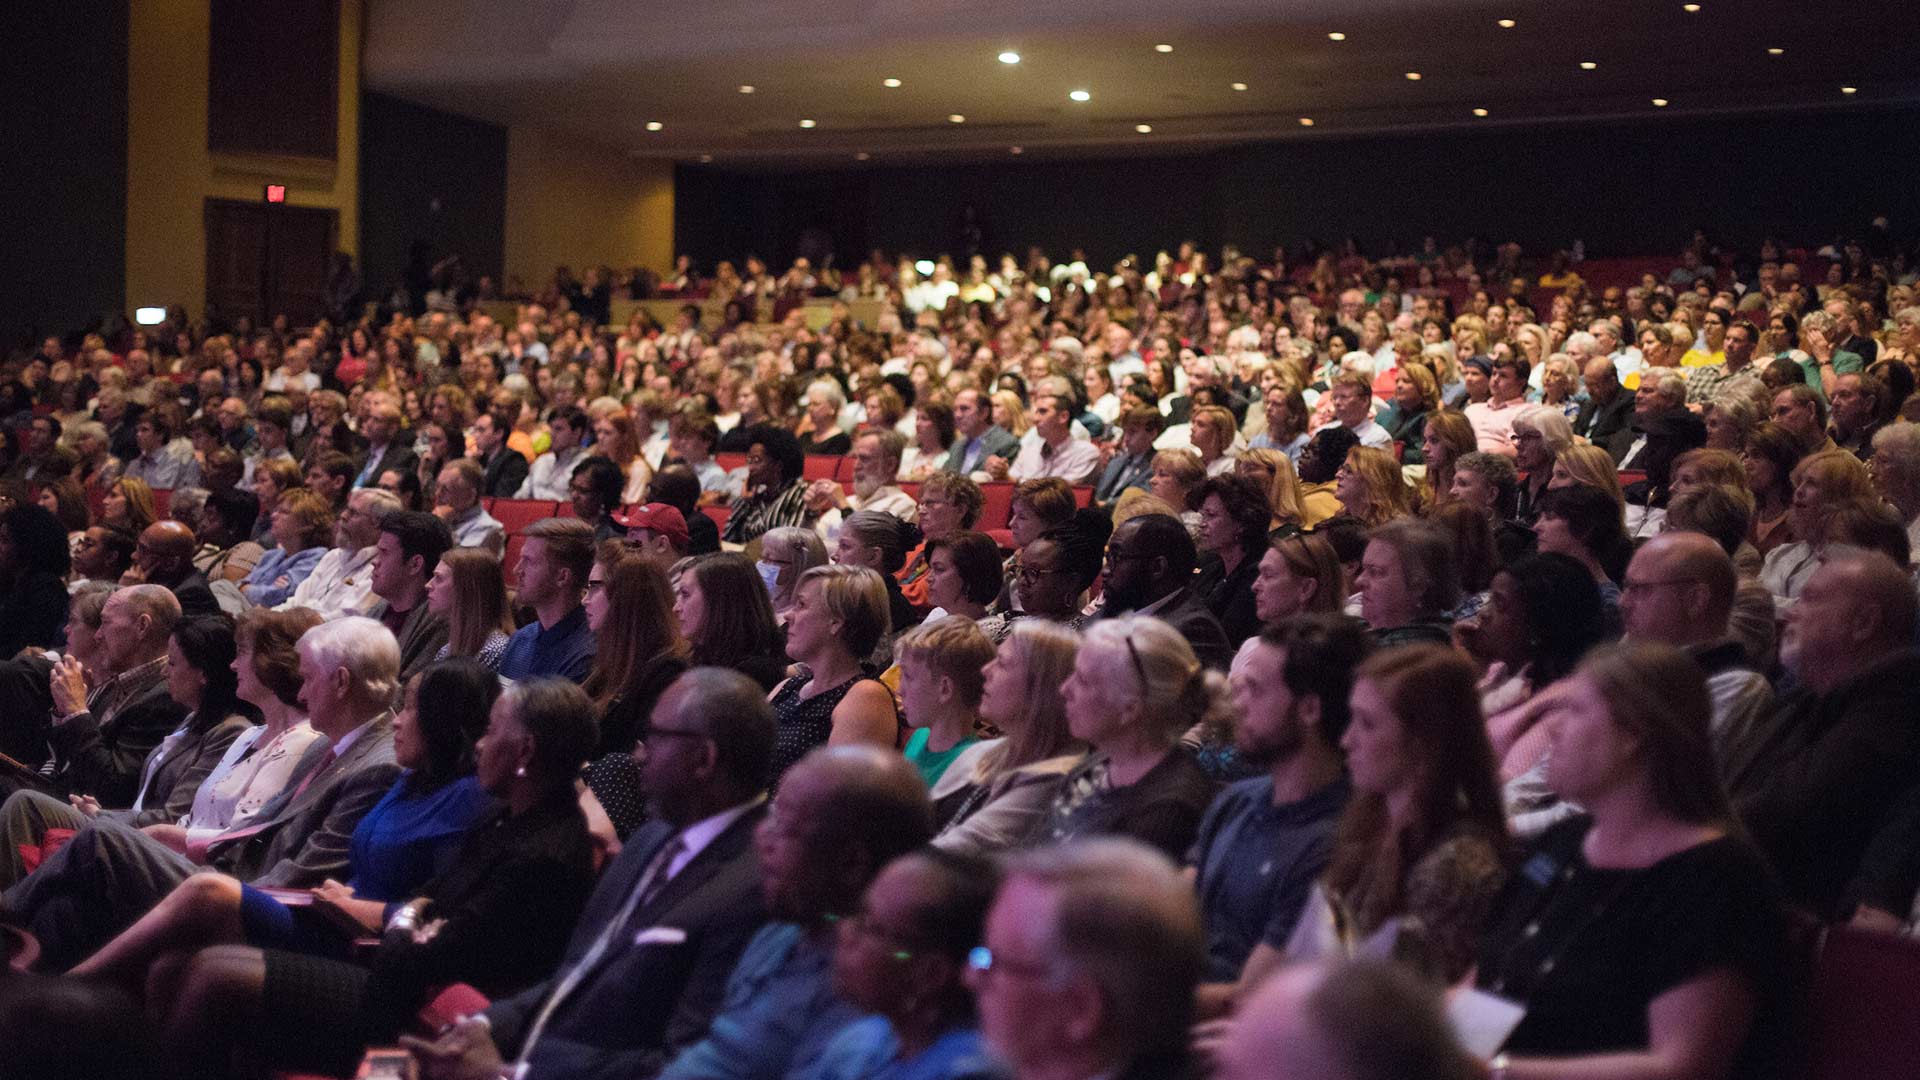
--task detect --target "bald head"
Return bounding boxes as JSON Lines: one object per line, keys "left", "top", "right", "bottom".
{"left": 788, "top": 744, "right": 933, "bottom": 853}
{"left": 1215, "top": 960, "right": 1478, "bottom": 1080}
{"left": 135, "top": 521, "right": 196, "bottom": 580}
{"left": 1623, "top": 531, "right": 1736, "bottom": 646}
{"left": 1783, "top": 550, "right": 1919, "bottom": 692}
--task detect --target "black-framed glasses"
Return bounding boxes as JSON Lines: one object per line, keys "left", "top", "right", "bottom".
{"left": 1123, "top": 635, "right": 1149, "bottom": 691}
{"left": 1015, "top": 564, "right": 1070, "bottom": 585}
{"left": 584, "top": 578, "right": 607, "bottom": 594}
{"left": 831, "top": 910, "right": 919, "bottom": 962}
{"left": 640, "top": 722, "right": 708, "bottom": 742}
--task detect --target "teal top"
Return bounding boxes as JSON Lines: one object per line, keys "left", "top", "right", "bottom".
{"left": 903, "top": 728, "right": 979, "bottom": 788}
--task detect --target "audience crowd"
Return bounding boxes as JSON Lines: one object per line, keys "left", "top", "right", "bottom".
{"left": 2, "top": 224, "right": 1920, "bottom": 1079}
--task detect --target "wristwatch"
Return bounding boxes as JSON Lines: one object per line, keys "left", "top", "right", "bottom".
{"left": 1489, "top": 1052, "right": 1512, "bottom": 1080}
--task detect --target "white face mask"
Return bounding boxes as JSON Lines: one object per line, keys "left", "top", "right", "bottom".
{"left": 756, "top": 560, "right": 783, "bottom": 595}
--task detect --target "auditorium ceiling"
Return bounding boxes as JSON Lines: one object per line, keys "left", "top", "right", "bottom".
{"left": 364, "top": 0, "right": 1920, "bottom": 166}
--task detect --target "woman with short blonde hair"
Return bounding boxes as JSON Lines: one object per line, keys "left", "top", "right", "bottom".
{"left": 765, "top": 564, "right": 900, "bottom": 787}
{"left": 1548, "top": 444, "right": 1626, "bottom": 511}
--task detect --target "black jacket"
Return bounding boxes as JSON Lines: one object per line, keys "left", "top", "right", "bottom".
{"left": 486, "top": 805, "right": 771, "bottom": 1080}
{"left": 48, "top": 675, "right": 190, "bottom": 807}
{"left": 480, "top": 447, "right": 531, "bottom": 500}
{"left": 1576, "top": 389, "right": 1637, "bottom": 450}
{"left": 1729, "top": 650, "right": 1920, "bottom": 918}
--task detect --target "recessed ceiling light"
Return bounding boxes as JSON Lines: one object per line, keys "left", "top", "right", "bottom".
{"left": 1767, "top": 47, "right": 1784, "bottom": 56}
{"left": 1298, "top": 117, "right": 1314, "bottom": 126}
{"left": 1579, "top": 61, "right": 1598, "bottom": 70}
{"left": 1327, "top": 32, "right": 1346, "bottom": 41}
{"left": 1473, "top": 107, "right": 1489, "bottom": 117}
{"left": 798, "top": 119, "right": 816, "bottom": 128}
{"left": 855, "top": 152, "right": 870, "bottom": 161}
{"left": 1651, "top": 98, "right": 1669, "bottom": 107}
{"left": 1497, "top": 18, "right": 1516, "bottom": 28}
{"left": 737, "top": 84, "right": 755, "bottom": 94}
{"left": 1069, "top": 89, "right": 1091, "bottom": 102}
{"left": 882, "top": 78, "right": 901, "bottom": 88}
{"left": 644, "top": 121, "right": 663, "bottom": 131}
{"left": 1230, "top": 82, "right": 1249, "bottom": 91}
{"left": 948, "top": 114, "right": 966, "bottom": 123}
{"left": 1842, "top": 85, "right": 1858, "bottom": 94}
{"left": 1682, "top": 3, "right": 1700, "bottom": 10}
{"left": 698, "top": 154, "right": 712, "bottom": 163}
{"left": 998, "top": 51, "right": 1021, "bottom": 65}
{"left": 1135, "top": 123, "right": 1153, "bottom": 133}
{"left": 1154, "top": 43, "right": 1173, "bottom": 53}
{"left": 1404, "top": 71, "right": 1422, "bottom": 80}
{"left": 1009, "top": 146, "right": 1023, "bottom": 154}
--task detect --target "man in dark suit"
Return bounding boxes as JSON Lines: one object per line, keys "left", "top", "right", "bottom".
{"left": 130, "top": 522, "right": 219, "bottom": 618}
{"left": 41, "top": 585, "right": 189, "bottom": 806}
{"left": 1093, "top": 514, "right": 1233, "bottom": 671}
{"left": 4, "top": 616, "right": 403, "bottom": 969}
{"left": 353, "top": 398, "right": 417, "bottom": 489}
{"left": 1094, "top": 406, "right": 1165, "bottom": 507}
{"left": 1574, "top": 356, "right": 1636, "bottom": 449}
{"left": 408, "top": 667, "right": 777, "bottom": 1080}
{"left": 942, "top": 388, "right": 1020, "bottom": 479}
{"left": 473, "top": 412, "right": 529, "bottom": 499}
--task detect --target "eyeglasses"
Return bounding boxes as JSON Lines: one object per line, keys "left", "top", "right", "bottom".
{"left": 1015, "top": 564, "right": 1070, "bottom": 585}
{"left": 1621, "top": 577, "right": 1702, "bottom": 594}
{"left": 832, "top": 911, "right": 918, "bottom": 962}
{"left": 966, "top": 945, "right": 1058, "bottom": 982}
{"left": 1123, "top": 635, "right": 1150, "bottom": 691}
{"left": 584, "top": 579, "right": 606, "bottom": 593}
{"left": 640, "top": 722, "right": 708, "bottom": 742}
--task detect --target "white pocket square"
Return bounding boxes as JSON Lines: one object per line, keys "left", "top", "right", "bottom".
{"left": 634, "top": 926, "right": 688, "bottom": 946}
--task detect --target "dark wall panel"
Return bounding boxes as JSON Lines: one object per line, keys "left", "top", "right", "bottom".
{"left": 0, "top": 0, "right": 129, "bottom": 349}
{"left": 357, "top": 91, "right": 508, "bottom": 302}
{"left": 676, "top": 108, "right": 1920, "bottom": 270}
{"left": 209, "top": 0, "right": 338, "bottom": 158}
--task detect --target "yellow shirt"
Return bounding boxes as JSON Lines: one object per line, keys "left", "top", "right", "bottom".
{"left": 1680, "top": 348, "right": 1724, "bottom": 368}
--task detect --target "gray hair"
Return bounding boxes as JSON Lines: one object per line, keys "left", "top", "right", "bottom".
{"left": 351, "top": 487, "right": 404, "bottom": 524}
{"left": 297, "top": 615, "right": 401, "bottom": 706}
{"left": 1005, "top": 838, "right": 1204, "bottom": 1064}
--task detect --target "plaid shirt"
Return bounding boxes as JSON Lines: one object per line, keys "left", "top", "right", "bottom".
{"left": 1684, "top": 362, "right": 1764, "bottom": 406}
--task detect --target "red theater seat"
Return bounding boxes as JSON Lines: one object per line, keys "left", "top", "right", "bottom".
{"left": 1799, "top": 925, "right": 1920, "bottom": 1080}
{"left": 802, "top": 455, "right": 842, "bottom": 482}
{"left": 485, "top": 499, "right": 557, "bottom": 536}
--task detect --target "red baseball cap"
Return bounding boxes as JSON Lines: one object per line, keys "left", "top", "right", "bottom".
{"left": 612, "top": 502, "right": 689, "bottom": 547}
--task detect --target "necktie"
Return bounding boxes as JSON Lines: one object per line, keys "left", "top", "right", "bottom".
{"left": 515, "top": 833, "right": 687, "bottom": 1071}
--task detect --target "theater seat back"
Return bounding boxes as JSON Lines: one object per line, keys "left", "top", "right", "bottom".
{"left": 1800, "top": 924, "right": 1920, "bottom": 1080}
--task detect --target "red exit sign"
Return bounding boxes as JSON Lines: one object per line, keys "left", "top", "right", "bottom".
{"left": 264, "top": 184, "right": 287, "bottom": 203}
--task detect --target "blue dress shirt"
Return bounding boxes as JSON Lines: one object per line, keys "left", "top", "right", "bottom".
{"left": 497, "top": 605, "right": 597, "bottom": 683}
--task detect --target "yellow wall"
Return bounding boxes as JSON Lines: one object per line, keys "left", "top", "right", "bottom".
{"left": 125, "top": 0, "right": 362, "bottom": 316}
{"left": 503, "top": 126, "right": 674, "bottom": 291}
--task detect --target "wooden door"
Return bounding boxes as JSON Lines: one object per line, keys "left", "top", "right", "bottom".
{"left": 205, "top": 198, "right": 337, "bottom": 326}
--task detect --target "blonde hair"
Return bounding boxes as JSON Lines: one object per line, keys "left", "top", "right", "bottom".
{"left": 1553, "top": 444, "right": 1626, "bottom": 509}
{"left": 1237, "top": 448, "right": 1306, "bottom": 526}
{"left": 894, "top": 615, "right": 997, "bottom": 709}
{"left": 980, "top": 620, "right": 1083, "bottom": 773}
{"left": 1342, "top": 446, "right": 1412, "bottom": 526}
{"left": 1791, "top": 449, "right": 1875, "bottom": 502}
{"left": 1112, "top": 489, "right": 1183, "bottom": 527}
{"left": 992, "top": 390, "right": 1030, "bottom": 437}
{"left": 795, "top": 563, "right": 891, "bottom": 658}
